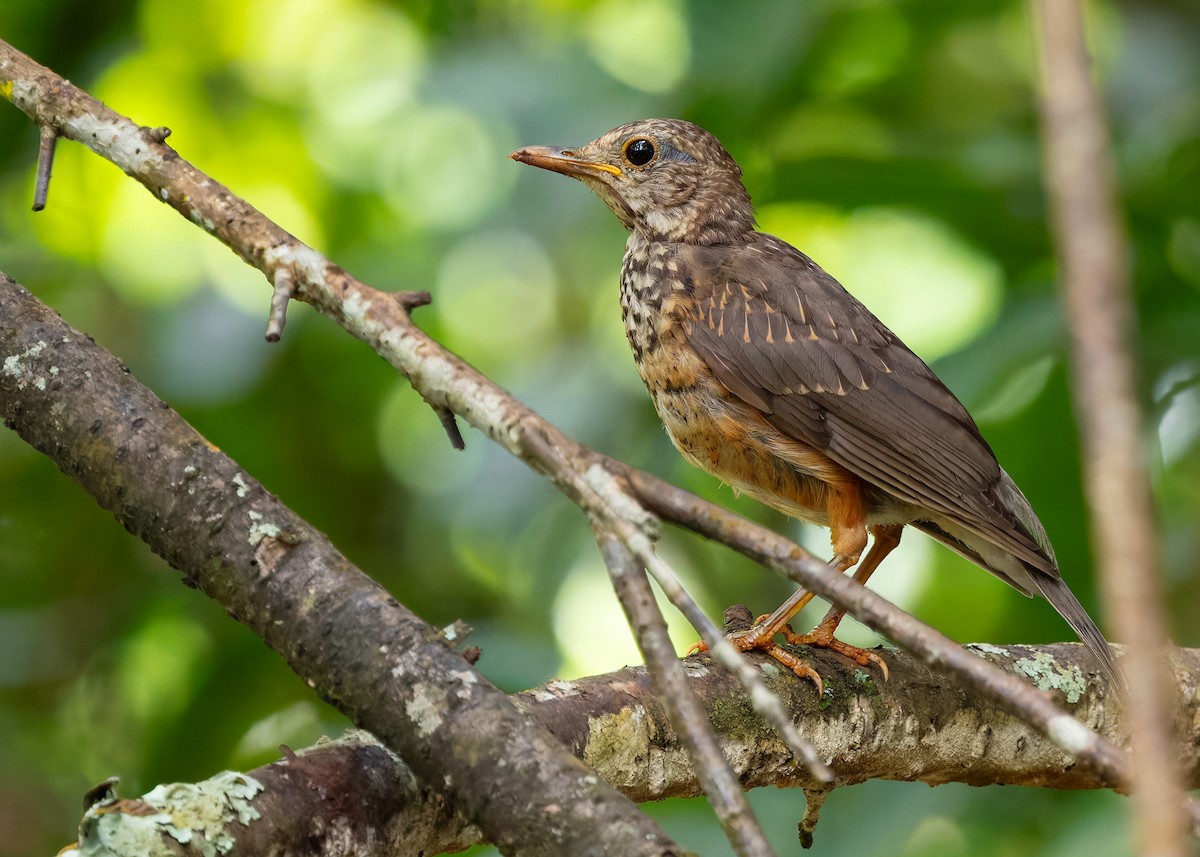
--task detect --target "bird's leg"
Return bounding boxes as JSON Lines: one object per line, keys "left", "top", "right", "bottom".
{"left": 781, "top": 524, "right": 903, "bottom": 680}
{"left": 687, "top": 584, "right": 826, "bottom": 686}
{"left": 718, "top": 554, "right": 873, "bottom": 692}
{"left": 699, "top": 484, "right": 872, "bottom": 691}
{"left": 725, "top": 602, "right": 825, "bottom": 691}
{"left": 826, "top": 480, "right": 870, "bottom": 572}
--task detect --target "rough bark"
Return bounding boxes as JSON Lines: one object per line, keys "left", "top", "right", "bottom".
{"left": 70, "top": 645, "right": 1200, "bottom": 856}
{"left": 0, "top": 273, "right": 683, "bottom": 857}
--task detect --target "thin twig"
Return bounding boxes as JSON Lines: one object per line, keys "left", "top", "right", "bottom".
{"left": 394, "top": 290, "right": 432, "bottom": 312}
{"left": 594, "top": 529, "right": 778, "bottom": 857}
{"left": 1032, "top": 0, "right": 1191, "bottom": 849}
{"left": 539, "top": 435, "right": 835, "bottom": 786}
{"left": 265, "top": 267, "right": 293, "bottom": 342}
{"left": 433, "top": 404, "right": 466, "bottom": 450}
{"left": 798, "top": 787, "right": 830, "bottom": 850}
{"left": 32, "top": 123, "right": 57, "bottom": 211}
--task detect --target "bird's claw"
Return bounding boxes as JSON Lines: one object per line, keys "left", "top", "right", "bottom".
{"left": 824, "top": 638, "right": 889, "bottom": 682}
{"left": 782, "top": 624, "right": 890, "bottom": 682}
{"left": 763, "top": 643, "right": 824, "bottom": 694}
{"left": 727, "top": 625, "right": 825, "bottom": 692}
{"left": 685, "top": 626, "right": 825, "bottom": 691}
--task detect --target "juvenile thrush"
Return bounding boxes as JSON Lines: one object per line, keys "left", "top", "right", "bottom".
{"left": 511, "top": 118, "right": 1120, "bottom": 689}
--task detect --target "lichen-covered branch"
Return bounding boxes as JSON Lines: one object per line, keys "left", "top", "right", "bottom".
{"left": 68, "top": 645, "right": 1200, "bottom": 856}
{"left": 0, "top": 273, "right": 682, "bottom": 857}
{"left": 67, "top": 733, "right": 478, "bottom": 857}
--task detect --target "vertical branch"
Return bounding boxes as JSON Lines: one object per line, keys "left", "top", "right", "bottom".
{"left": 1032, "top": 1, "right": 1190, "bottom": 853}
{"left": 594, "top": 529, "right": 778, "bottom": 857}
{"left": 32, "top": 124, "right": 58, "bottom": 211}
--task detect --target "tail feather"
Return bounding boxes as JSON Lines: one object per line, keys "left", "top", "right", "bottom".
{"left": 1029, "top": 572, "right": 1123, "bottom": 691}
{"left": 913, "top": 515, "right": 1124, "bottom": 693}
{"left": 913, "top": 471, "right": 1123, "bottom": 692}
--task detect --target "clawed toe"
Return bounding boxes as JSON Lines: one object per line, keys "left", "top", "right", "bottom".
{"left": 782, "top": 626, "right": 889, "bottom": 682}
{"left": 726, "top": 625, "right": 825, "bottom": 692}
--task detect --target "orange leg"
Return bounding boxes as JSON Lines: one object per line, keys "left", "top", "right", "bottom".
{"left": 711, "top": 483, "right": 874, "bottom": 692}
{"left": 734, "top": 482, "right": 870, "bottom": 641}
{"left": 781, "top": 524, "right": 903, "bottom": 680}
{"left": 705, "top": 523, "right": 903, "bottom": 694}
{"left": 826, "top": 479, "right": 869, "bottom": 571}
{"left": 721, "top": 584, "right": 824, "bottom": 690}
{"left": 686, "top": 583, "right": 823, "bottom": 689}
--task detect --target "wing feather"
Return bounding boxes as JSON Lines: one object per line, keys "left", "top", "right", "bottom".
{"left": 676, "top": 235, "right": 1052, "bottom": 572}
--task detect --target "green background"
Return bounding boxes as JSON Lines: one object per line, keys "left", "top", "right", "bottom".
{"left": 2, "top": 1, "right": 1198, "bottom": 854}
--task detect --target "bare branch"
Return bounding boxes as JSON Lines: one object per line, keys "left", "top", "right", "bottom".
{"left": 1032, "top": 0, "right": 1192, "bottom": 849}
{"left": 0, "top": 272, "right": 682, "bottom": 857}
{"left": 264, "top": 267, "right": 293, "bottom": 342}
{"left": 433, "top": 402, "right": 466, "bottom": 450}
{"left": 66, "top": 645, "right": 1200, "bottom": 856}
{"left": 595, "top": 528, "right": 776, "bottom": 857}
{"left": 70, "top": 733, "right": 472, "bottom": 857}
{"left": 32, "top": 123, "right": 56, "bottom": 211}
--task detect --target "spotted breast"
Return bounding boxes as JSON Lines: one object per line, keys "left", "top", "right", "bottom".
{"left": 619, "top": 232, "right": 853, "bottom": 533}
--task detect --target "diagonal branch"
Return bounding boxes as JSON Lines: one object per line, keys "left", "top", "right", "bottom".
{"left": 594, "top": 529, "right": 775, "bottom": 857}
{"left": 0, "top": 272, "right": 682, "bottom": 856}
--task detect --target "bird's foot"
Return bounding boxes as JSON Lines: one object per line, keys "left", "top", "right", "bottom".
{"left": 730, "top": 627, "right": 825, "bottom": 693}
{"left": 686, "top": 627, "right": 825, "bottom": 694}
{"left": 780, "top": 616, "right": 889, "bottom": 682}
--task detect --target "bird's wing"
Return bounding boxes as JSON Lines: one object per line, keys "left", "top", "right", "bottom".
{"left": 675, "top": 235, "right": 1053, "bottom": 574}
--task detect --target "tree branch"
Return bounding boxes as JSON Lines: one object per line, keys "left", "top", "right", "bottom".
{"left": 0, "top": 272, "right": 683, "bottom": 857}
{"left": 594, "top": 528, "right": 774, "bottom": 857}
{"left": 1032, "top": 0, "right": 1192, "bottom": 849}
{"left": 68, "top": 643, "right": 1200, "bottom": 856}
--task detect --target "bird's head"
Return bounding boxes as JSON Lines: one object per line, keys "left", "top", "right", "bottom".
{"left": 511, "top": 119, "right": 755, "bottom": 245}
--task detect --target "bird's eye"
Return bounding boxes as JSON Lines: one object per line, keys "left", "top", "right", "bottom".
{"left": 623, "top": 137, "right": 656, "bottom": 167}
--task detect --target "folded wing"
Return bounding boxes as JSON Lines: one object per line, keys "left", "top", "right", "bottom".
{"left": 677, "top": 235, "right": 1055, "bottom": 576}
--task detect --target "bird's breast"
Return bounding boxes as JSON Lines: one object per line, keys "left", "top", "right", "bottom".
{"left": 618, "top": 241, "right": 841, "bottom": 525}
{"left": 619, "top": 239, "right": 674, "bottom": 364}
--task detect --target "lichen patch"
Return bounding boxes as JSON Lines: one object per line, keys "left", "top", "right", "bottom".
{"left": 1012, "top": 651, "right": 1086, "bottom": 704}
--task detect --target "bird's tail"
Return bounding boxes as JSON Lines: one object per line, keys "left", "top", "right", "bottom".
{"left": 916, "top": 471, "right": 1123, "bottom": 692}
{"left": 1029, "top": 572, "right": 1124, "bottom": 692}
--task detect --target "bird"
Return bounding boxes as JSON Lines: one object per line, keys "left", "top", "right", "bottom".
{"left": 510, "top": 118, "right": 1121, "bottom": 690}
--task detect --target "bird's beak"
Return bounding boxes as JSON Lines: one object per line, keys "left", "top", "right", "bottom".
{"left": 510, "top": 146, "right": 622, "bottom": 179}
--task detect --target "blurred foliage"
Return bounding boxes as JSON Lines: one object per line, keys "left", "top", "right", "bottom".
{"left": 1, "top": 1, "right": 1198, "bottom": 854}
